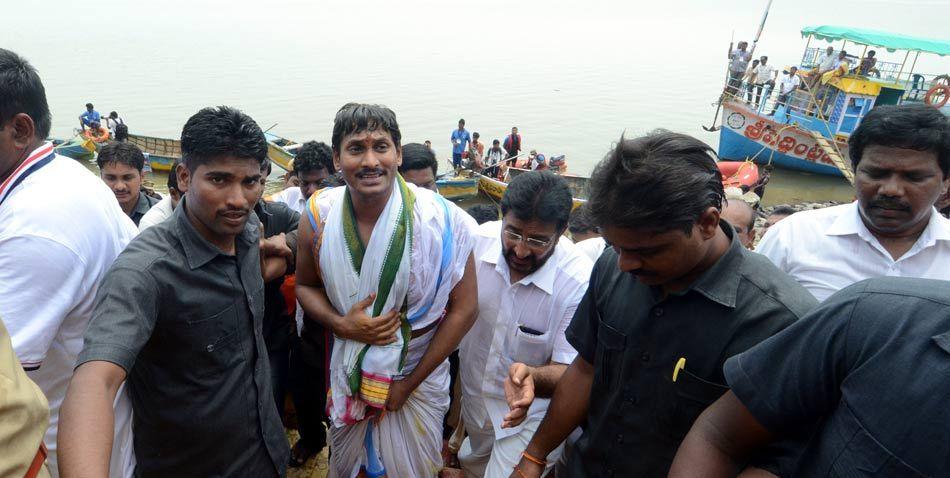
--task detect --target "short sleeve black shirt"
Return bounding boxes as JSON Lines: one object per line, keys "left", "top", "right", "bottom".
{"left": 78, "top": 198, "right": 290, "bottom": 477}
{"left": 726, "top": 277, "right": 950, "bottom": 476}
{"left": 256, "top": 200, "right": 300, "bottom": 353}
{"left": 564, "top": 224, "right": 818, "bottom": 477}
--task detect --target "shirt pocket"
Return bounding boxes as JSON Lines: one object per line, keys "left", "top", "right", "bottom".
{"left": 594, "top": 320, "right": 626, "bottom": 391}
{"left": 829, "top": 411, "right": 926, "bottom": 477}
{"left": 672, "top": 369, "right": 729, "bottom": 438}
{"left": 506, "top": 326, "right": 552, "bottom": 367}
{"left": 184, "top": 304, "right": 243, "bottom": 378}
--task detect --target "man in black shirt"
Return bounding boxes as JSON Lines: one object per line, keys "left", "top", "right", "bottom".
{"left": 671, "top": 277, "right": 950, "bottom": 476}
{"left": 58, "top": 106, "right": 290, "bottom": 477}
{"left": 510, "top": 131, "right": 816, "bottom": 478}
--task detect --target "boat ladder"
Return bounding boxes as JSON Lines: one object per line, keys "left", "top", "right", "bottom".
{"left": 805, "top": 130, "right": 855, "bottom": 185}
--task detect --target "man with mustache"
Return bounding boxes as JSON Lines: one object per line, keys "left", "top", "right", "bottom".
{"left": 97, "top": 141, "right": 160, "bottom": 226}
{"left": 295, "top": 103, "right": 478, "bottom": 477}
{"left": 58, "top": 106, "right": 290, "bottom": 477}
{"left": 757, "top": 104, "right": 950, "bottom": 301}
{"left": 457, "top": 171, "right": 592, "bottom": 477}
{"left": 508, "top": 131, "right": 816, "bottom": 478}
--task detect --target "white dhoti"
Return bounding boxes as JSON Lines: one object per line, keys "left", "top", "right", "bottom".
{"left": 306, "top": 177, "right": 475, "bottom": 478}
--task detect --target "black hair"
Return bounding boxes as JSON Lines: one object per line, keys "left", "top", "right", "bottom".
{"left": 331, "top": 103, "right": 401, "bottom": 154}
{"left": 114, "top": 123, "right": 128, "bottom": 141}
{"left": 769, "top": 205, "right": 796, "bottom": 217}
{"left": 459, "top": 119, "right": 465, "bottom": 125}
{"left": 848, "top": 103, "right": 950, "bottom": 178}
{"left": 96, "top": 141, "right": 146, "bottom": 172}
{"left": 399, "top": 143, "right": 438, "bottom": 176}
{"left": 500, "top": 170, "right": 573, "bottom": 231}
{"left": 86, "top": 103, "right": 93, "bottom": 109}
{"left": 293, "top": 141, "right": 334, "bottom": 176}
{"left": 264, "top": 160, "right": 272, "bottom": 176}
{"left": 588, "top": 130, "right": 724, "bottom": 234}
{"left": 568, "top": 204, "right": 598, "bottom": 234}
{"left": 168, "top": 159, "right": 181, "bottom": 191}
{"left": 466, "top": 204, "right": 499, "bottom": 225}
{"left": 868, "top": 50, "right": 876, "bottom": 57}
{"left": 0, "top": 49, "right": 51, "bottom": 139}
{"left": 180, "top": 106, "right": 268, "bottom": 172}
{"left": 492, "top": 139, "right": 500, "bottom": 145}
{"left": 473, "top": 132, "right": 480, "bottom": 139}
{"left": 109, "top": 111, "right": 118, "bottom": 118}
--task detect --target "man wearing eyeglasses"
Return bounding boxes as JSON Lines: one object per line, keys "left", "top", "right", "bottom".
{"left": 458, "top": 171, "right": 593, "bottom": 477}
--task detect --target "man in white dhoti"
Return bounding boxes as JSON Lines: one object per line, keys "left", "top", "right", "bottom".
{"left": 296, "top": 103, "right": 479, "bottom": 478}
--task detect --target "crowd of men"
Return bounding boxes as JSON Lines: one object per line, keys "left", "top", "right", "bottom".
{"left": 2, "top": 46, "right": 950, "bottom": 478}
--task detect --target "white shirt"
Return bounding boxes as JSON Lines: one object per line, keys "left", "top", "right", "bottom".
{"left": 779, "top": 73, "right": 801, "bottom": 95}
{"left": 137, "top": 195, "right": 175, "bottom": 231}
{"left": 460, "top": 221, "right": 592, "bottom": 440}
{"left": 757, "top": 202, "right": 950, "bottom": 302}
{"left": 574, "top": 236, "right": 607, "bottom": 263}
{"left": 270, "top": 186, "right": 307, "bottom": 214}
{"left": 753, "top": 63, "right": 776, "bottom": 84}
{"left": 818, "top": 52, "right": 837, "bottom": 72}
{"left": 0, "top": 146, "right": 138, "bottom": 476}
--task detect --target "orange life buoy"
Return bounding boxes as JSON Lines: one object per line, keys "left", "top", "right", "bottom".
{"left": 82, "top": 126, "right": 110, "bottom": 142}
{"left": 925, "top": 85, "right": 949, "bottom": 109}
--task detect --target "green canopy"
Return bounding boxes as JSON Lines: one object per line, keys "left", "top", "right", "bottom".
{"left": 801, "top": 25, "right": 950, "bottom": 56}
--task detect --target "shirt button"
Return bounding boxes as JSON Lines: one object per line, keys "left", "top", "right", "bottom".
{"left": 206, "top": 344, "right": 214, "bottom": 352}
{"left": 653, "top": 307, "right": 664, "bottom": 317}
{"left": 616, "top": 434, "right": 624, "bottom": 444}
{"left": 640, "top": 352, "right": 651, "bottom": 362}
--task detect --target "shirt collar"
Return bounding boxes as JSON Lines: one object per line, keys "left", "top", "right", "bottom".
{"left": 686, "top": 222, "right": 744, "bottom": 308}
{"left": 132, "top": 191, "right": 152, "bottom": 218}
{"left": 826, "top": 201, "right": 950, "bottom": 246}
{"left": 480, "top": 231, "right": 559, "bottom": 295}
{"left": 174, "top": 197, "right": 259, "bottom": 270}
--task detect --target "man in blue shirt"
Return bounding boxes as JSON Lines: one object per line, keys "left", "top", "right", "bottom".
{"left": 450, "top": 118, "right": 471, "bottom": 171}
{"left": 79, "top": 103, "right": 100, "bottom": 129}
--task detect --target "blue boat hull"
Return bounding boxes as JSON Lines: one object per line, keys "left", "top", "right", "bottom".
{"left": 717, "top": 99, "right": 847, "bottom": 177}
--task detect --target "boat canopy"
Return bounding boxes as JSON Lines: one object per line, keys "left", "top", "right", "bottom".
{"left": 801, "top": 25, "right": 950, "bottom": 56}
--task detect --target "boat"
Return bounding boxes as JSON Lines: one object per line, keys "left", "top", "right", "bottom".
{"left": 476, "top": 168, "right": 589, "bottom": 210}
{"left": 125, "top": 133, "right": 180, "bottom": 172}
{"left": 477, "top": 162, "right": 761, "bottom": 208}
{"left": 716, "top": 25, "right": 950, "bottom": 181}
{"left": 435, "top": 172, "right": 479, "bottom": 201}
{"left": 265, "top": 132, "right": 298, "bottom": 172}
{"left": 54, "top": 136, "right": 96, "bottom": 161}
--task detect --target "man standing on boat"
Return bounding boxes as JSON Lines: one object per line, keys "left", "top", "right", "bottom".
{"left": 78, "top": 102, "right": 100, "bottom": 130}
{"left": 451, "top": 118, "right": 471, "bottom": 171}
{"left": 507, "top": 131, "right": 816, "bottom": 477}
{"left": 58, "top": 106, "right": 290, "bottom": 477}
{"left": 758, "top": 104, "right": 950, "bottom": 302}
{"left": 458, "top": 171, "right": 592, "bottom": 477}
{"left": 727, "top": 41, "right": 751, "bottom": 96}
{"left": 97, "top": 142, "right": 160, "bottom": 226}
{"left": 0, "top": 49, "right": 137, "bottom": 478}
{"left": 770, "top": 66, "right": 801, "bottom": 118}
{"left": 504, "top": 126, "right": 522, "bottom": 161}
{"left": 751, "top": 56, "right": 776, "bottom": 108}
{"left": 485, "top": 139, "right": 508, "bottom": 178}
{"left": 295, "top": 103, "right": 478, "bottom": 477}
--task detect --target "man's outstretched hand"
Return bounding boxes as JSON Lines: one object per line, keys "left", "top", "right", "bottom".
{"left": 503, "top": 362, "right": 535, "bottom": 428}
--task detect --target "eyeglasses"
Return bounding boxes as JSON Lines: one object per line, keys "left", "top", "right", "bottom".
{"left": 504, "top": 229, "right": 553, "bottom": 250}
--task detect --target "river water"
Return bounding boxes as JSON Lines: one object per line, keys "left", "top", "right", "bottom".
{"left": 9, "top": 0, "right": 944, "bottom": 206}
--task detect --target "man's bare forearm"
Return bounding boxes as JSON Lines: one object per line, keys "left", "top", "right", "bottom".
{"left": 529, "top": 363, "right": 568, "bottom": 398}
{"left": 524, "top": 356, "right": 593, "bottom": 458}
{"left": 58, "top": 361, "right": 125, "bottom": 478}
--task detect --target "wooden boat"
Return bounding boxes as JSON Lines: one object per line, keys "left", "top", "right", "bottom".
{"left": 54, "top": 136, "right": 96, "bottom": 161}
{"left": 476, "top": 168, "right": 589, "bottom": 210}
{"left": 125, "top": 133, "right": 180, "bottom": 172}
{"left": 265, "top": 132, "right": 297, "bottom": 172}
{"left": 477, "top": 163, "right": 760, "bottom": 208}
{"left": 435, "top": 172, "right": 479, "bottom": 201}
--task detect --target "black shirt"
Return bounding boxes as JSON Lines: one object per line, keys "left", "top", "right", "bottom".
{"left": 256, "top": 200, "right": 300, "bottom": 353}
{"left": 727, "top": 277, "right": 950, "bottom": 476}
{"left": 564, "top": 224, "right": 817, "bottom": 477}
{"left": 78, "top": 198, "right": 289, "bottom": 477}
{"left": 129, "top": 190, "right": 160, "bottom": 226}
